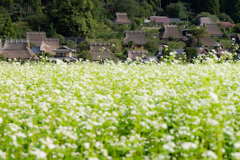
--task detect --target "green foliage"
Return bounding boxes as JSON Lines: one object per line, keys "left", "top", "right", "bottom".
{"left": 77, "top": 50, "right": 93, "bottom": 61}
{"left": 112, "top": 23, "right": 119, "bottom": 31}
{"left": 128, "top": 40, "right": 135, "bottom": 49}
{"left": 153, "top": 18, "right": 157, "bottom": 25}
{"left": 130, "top": 22, "right": 136, "bottom": 31}
{"left": 66, "top": 40, "right": 75, "bottom": 49}
{"left": 220, "top": 40, "right": 232, "bottom": 50}
{"left": 233, "top": 24, "right": 240, "bottom": 33}
{"left": 144, "top": 29, "right": 160, "bottom": 39}
{"left": 223, "top": 32, "right": 230, "bottom": 40}
{"left": 168, "top": 41, "right": 186, "bottom": 49}
{"left": 78, "top": 41, "right": 89, "bottom": 52}
{"left": 30, "top": 42, "right": 37, "bottom": 48}
{"left": 165, "top": 2, "right": 187, "bottom": 20}
{"left": 134, "top": 18, "right": 143, "bottom": 26}
{"left": 184, "top": 47, "right": 198, "bottom": 62}
{"left": 55, "top": 0, "right": 96, "bottom": 37}
{"left": 1, "top": 16, "right": 16, "bottom": 38}
{"left": 168, "top": 35, "right": 175, "bottom": 41}
{"left": 194, "top": 12, "right": 219, "bottom": 24}
{"left": 189, "top": 25, "right": 209, "bottom": 43}
{"left": 0, "top": 54, "right": 5, "bottom": 61}
{"left": 204, "top": 0, "right": 220, "bottom": 15}
{"left": 218, "top": 13, "right": 234, "bottom": 24}
{"left": 169, "top": 21, "right": 178, "bottom": 25}
{"left": 26, "top": 14, "right": 49, "bottom": 31}
{"left": 47, "top": 22, "right": 57, "bottom": 38}
{"left": 144, "top": 39, "right": 159, "bottom": 54}
{"left": 114, "top": 0, "right": 140, "bottom": 18}
{"left": 53, "top": 34, "right": 65, "bottom": 45}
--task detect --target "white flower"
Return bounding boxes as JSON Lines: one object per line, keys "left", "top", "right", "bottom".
{"left": 209, "top": 92, "right": 219, "bottom": 102}
{"left": 202, "top": 150, "right": 218, "bottom": 159}
{"left": 163, "top": 142, "right": 176, "bottom": 152}
{"left": 0, "top": 118, "right": 2, "bottom": 124}
{"left": 0, "top": 150, "right": 6, "bottom": 159}
{"left": 30, "top": 149, "right": 47, "bottom": 159}
{"left": 207, "top": 118, "right": 219, "bottom": 126}
{"left": 181, "top": 142, "right": 197, "bottom": 150}
{"left": 53, "top": 89, "right": 61, "bottom": 94}
{"left": 234, "top": 142, "right": 240, "bottom": 149}
{"left": 231, "top": 152, "right": 240, "bottom": 159}
{"left": 84, "top": 142, "right": 90, "bottom": 149}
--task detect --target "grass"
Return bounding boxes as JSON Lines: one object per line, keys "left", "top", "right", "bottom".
{"left": 0, "top": 61, "right": 240, "bottom": 159}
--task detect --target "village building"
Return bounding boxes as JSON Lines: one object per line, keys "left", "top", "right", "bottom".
{"left": 89, "top": 42, "right": 118, "bottom": 61}
{"left": 159, "top": 25, "right": 185, "bottom": 41}
{"left": 0, "top": 39, "right": 39, "bottom": 61}
{"left": 40, "top": 38, "right": 59, "bottom": 56}
{"left": 187, "top": 36, "right": 216, "bottom": 47}
{"left": 127, "top": 50, "right": 148, "bottom": 60}
{"left": 169, "top": 18, "right": 182, "bottom": 24}
{"left": 218, "top": 22, "right": 235, "bottom": 29}
{"left": 204, "top": 23, "right": 223, "bottom": 36}
{"left": 26, "top": 32, "right": 46, "bottom": 46}
{"left": 48, "top": 46, "right": 77, "bottom": 62}
{"left": 0, "top": 39, "right": 2, "bottom": 51}
{"left": 149, "top": 16, "right": 170, "bottom": 24}
{"left": 123, "top": 31, "right": 148, "bottom": 47}
{"left": 113, "top": 13, "right": 132, "bottom": 25}
{"left": 199, "top": 17, "right": 211, "bottom": 26}
{"left": 194, "top": 46, "right": 208, "bottom": 54}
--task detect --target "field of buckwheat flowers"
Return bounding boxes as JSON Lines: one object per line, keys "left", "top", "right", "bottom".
{"left": 1, "top": 60, "right": 240, "bottom": 160}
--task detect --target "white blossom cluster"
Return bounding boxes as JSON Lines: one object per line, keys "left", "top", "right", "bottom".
{"left": 0, "top": 61, "right": 240, "bottom": 159}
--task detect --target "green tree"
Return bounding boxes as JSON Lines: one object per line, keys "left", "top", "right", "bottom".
{"left": 189, "top": 25, "right": 209, "bottom": 44}
{"left": 184, "top": 47, "right": 198, "bottom": 63}
{"left": 130, "top": 22, "right": 136, "bottom": 30}
{"left": 0, "top": 54, "right": 5, "bottom": 61}
{"left": 55, "top": 0, "right": 96, "bottom": 37}
{"left": 204, "top": 0, "right": 220, "bottom": 15}
{"left": 154, "top": 18, "right": 157, "bottom": 25}
{"left": 144, "top": 39, "right": 159, "bottom": 54}
{"left": 128, "top": 40, "right": 135, "bottom": 49}
{"left": 225, "top": 0, "right": 240, "bottom": 23}
{"left": 194, "top": 12, "right": 219, "bottom": 24}
{"left": 115, "top": 0, "right": 139, "bottom": 18}
{"left": 66, "top": 40, "right": 75, "bottom": 49}
{"left": 1, "top": 16, "right": 16, "bottom": 38}
{"left": 77, "top": 51, "right": 93, "bottom": 61}
{"left": 26, "top": 14, "right": 49, "bottom": 31}
{"left": 233, "top": 24, "right": 240, "bottom": 33}
{"left": 168, "top": 35, "right": 175, "bottom": 41}
{"left": 47, "top": 22, "right": 57, "bottom": 37}
{"left": 165, "top": 2, "right": 186, "bottom": 20}
{"left": 78, "top": 41, "right": 89, "bottom": 52}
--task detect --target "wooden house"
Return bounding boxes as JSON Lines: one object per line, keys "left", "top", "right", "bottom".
{"left": 0, "top": 39, "right": 39, "bottom": 61}
{"left": 123, "top": 31, "right": 147, "bottom": 47}
{"left": 26, "top": 32, "right": 46, "bottom": 46}
{"left": 127, "top": 50, "right": 148, "bottom": 60}
{"left": 113, "top": 13, "right": 132, "bottom": 25}
{"left": 49, "top": 46, "right": 77, "bottom": 62}
{"left": 89, "top": 42, "right": 118, "bottom": 61}
{"left": 159, "top": 25, "right": 185, "bottom": 41}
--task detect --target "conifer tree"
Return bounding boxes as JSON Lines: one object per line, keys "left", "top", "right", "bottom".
{"left": 47, "top": 22, "right": 57, "bottom": 37}
{"left": 130, "top": 22, "right": 136, "bottom": 30}
{"left": 1, "top": 16, "right": 16, "bottom": 39}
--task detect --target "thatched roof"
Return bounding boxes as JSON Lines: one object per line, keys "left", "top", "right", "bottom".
{"left": 0, "top": 39, "right": 2, "bottom": 51}
{"left": 113, "top": 13, "right": 132, "bottom": 25}
{"left": 128, "top": 50, "right": 148, "bottom": 60}
{"left": 150, "top": 16, "right": 170, "bottom": 24}
{"left": 89, "top": 43, "right": 118, "bottom": 61}
{"left": 40, "top": 39, "right": 59, "bottom": 55}
{"left": 0, "top": 39, "right": 39, "bottom": 60}
{"left": 204, "top": 23, "right": 223, "bottom": 36}
{"left": 123, "top": 31, "right": 147, "bottom": 46}
{"left": 199, "top": 17, "right": 211, "bottom": 26}
{"left": 187, "top": 36, "right": 216, "bottom": 47}
{"left": 159, "top": 25, "right": 185, "bottom": 40}
{"left": 26, "top": 32, "right": 46, "bottom": 46}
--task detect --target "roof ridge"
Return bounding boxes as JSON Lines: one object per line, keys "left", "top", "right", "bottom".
{"left": 89, "top": 42, "right": 110, "bottom": 46}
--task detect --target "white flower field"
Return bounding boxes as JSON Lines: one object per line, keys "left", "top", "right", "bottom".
{"left": 1, "top": 61, "right": 240, "bottom": 159}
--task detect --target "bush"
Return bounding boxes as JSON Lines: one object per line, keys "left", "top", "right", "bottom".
{"left": 169, "top": 21, "right": 178, "bottom": 25}
{"left": 184, "top": 47, "right": 198, "bottom": 62}
{"left": 144, "top": 39, "right": 159, "bottom": 54}
{"left": 223, "top": 32, "right": 230, "bottom": 40}
{"left": 0, "top": 54, "right": 5, "bottom": 61}
{"left": 78, "top": 41, "right": 89, "bottom": 52}
{"left": 169, "top": 35, "right": 175, "bottom": 41}
{"left": 168, "top": 41, "right": 186, "bottom": 49}
{"left": 77, "top": 51, "right": 93, "bottom": 61}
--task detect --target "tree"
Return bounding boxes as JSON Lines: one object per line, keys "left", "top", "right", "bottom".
{"left": 144, "top": 39, "right": 159, "bottom": 54}
{"left": 204, "top": 0, "right": 220, "bottom": 15}
{"left": 165, "top": 2, "right": 186, "bottom": 20}
{"left": 168, "top": 35, "right": 175, "bottom": 41}
{"left": 115, "top": 0, "right": 140, "bottom": 18}
{"left": 225, "top": 0, "right": 240, "bottom": 23}
{"left": 0, "top": 54, "right": 5, "bottom": 61}
{"left": 194, "top": 12, "right": 219, "bottom": 24}
{"left": 184, "top": 47, "right": 198, "bottom": 63}
{"left": 77, "top": 51, "right": 93, "bottom": 61}
{"left": 26, "top": 14, "right": 49, "bottom": 31}
{"left": 233, "top": 24, "right": 240, "bottom": 33}
{"left": 1, "top": 16, "right": 16, "bottom": 38}
{"left": 55, "top": 0, "right": 96, "bottom": 37}
{"left": 66, "top": 40, "right": 75, "bottom": 49}
{"left": 189, "top": 25, "right": 209, "bottom": 44}
{"left": 128, "top": 40, "right": 135, "bottom": 49}
{"left": 78, "top": 41, "right": 89, "bottom": 52}
{"left": 130, "top": 22, "right": 136, "bottom": 30}
{"left": 47, "top": 22, "right": 57, "bottom": 37}
{"left": 154, "top": 18, "right": 157, "bottom": 25}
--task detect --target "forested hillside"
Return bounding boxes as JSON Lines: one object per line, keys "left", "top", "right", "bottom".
{"left": 0, "top": 0, "right": 239, "bottom": 38}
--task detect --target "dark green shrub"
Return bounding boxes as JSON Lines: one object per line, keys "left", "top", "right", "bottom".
{"left": 144, "top": 39, "right": 159, "bottom": 54}
{"left": 184, "top": 47, "right": 198, "bottom": 62}
{"left": 0, "top": 54, "right": 6, "bottom": 61}
{"left": 169, "top": 35, "right": 175, "bottom": 41}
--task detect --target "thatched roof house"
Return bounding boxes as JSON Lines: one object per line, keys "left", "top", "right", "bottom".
{"left": 89, "top": 42, "right": 118, "bottom": 61}
{"left": 204, "top": 23, "right": 223, "bottom": 36}
{"left": 0, "top": 39, "right": 39, "bottom": 61}
{"left": 159, "top": 25, "right": 185, "bottom": 40}
{"left": 40, "top": 38, "right": 59, "bottom": 56}
{"left": 187, "top": 36, "right": 216, "bottom": 47}
{"left": 128, "top": 50, "right": 147, "bottom": 60}
{"left": 218, "top": 22, "right": 235, "bottom": 28}
{"left": 113, "top": 13, "right": 132, "bottom": 25}
{"left": 199, "top": 17, "right": 211, "bottom": 26}
{"left": 26, "top": 32, "right": 46, "bottom": 46}
{"left": 150, "top": 16, "right": 170, "bottom": 24}
{"left": 123, "top": 31, "right": 147, "bottom": 46}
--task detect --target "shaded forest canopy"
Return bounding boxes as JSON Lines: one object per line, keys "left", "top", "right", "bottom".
{"left": 0, "top": 0, "right": 239, "bottom": 38}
